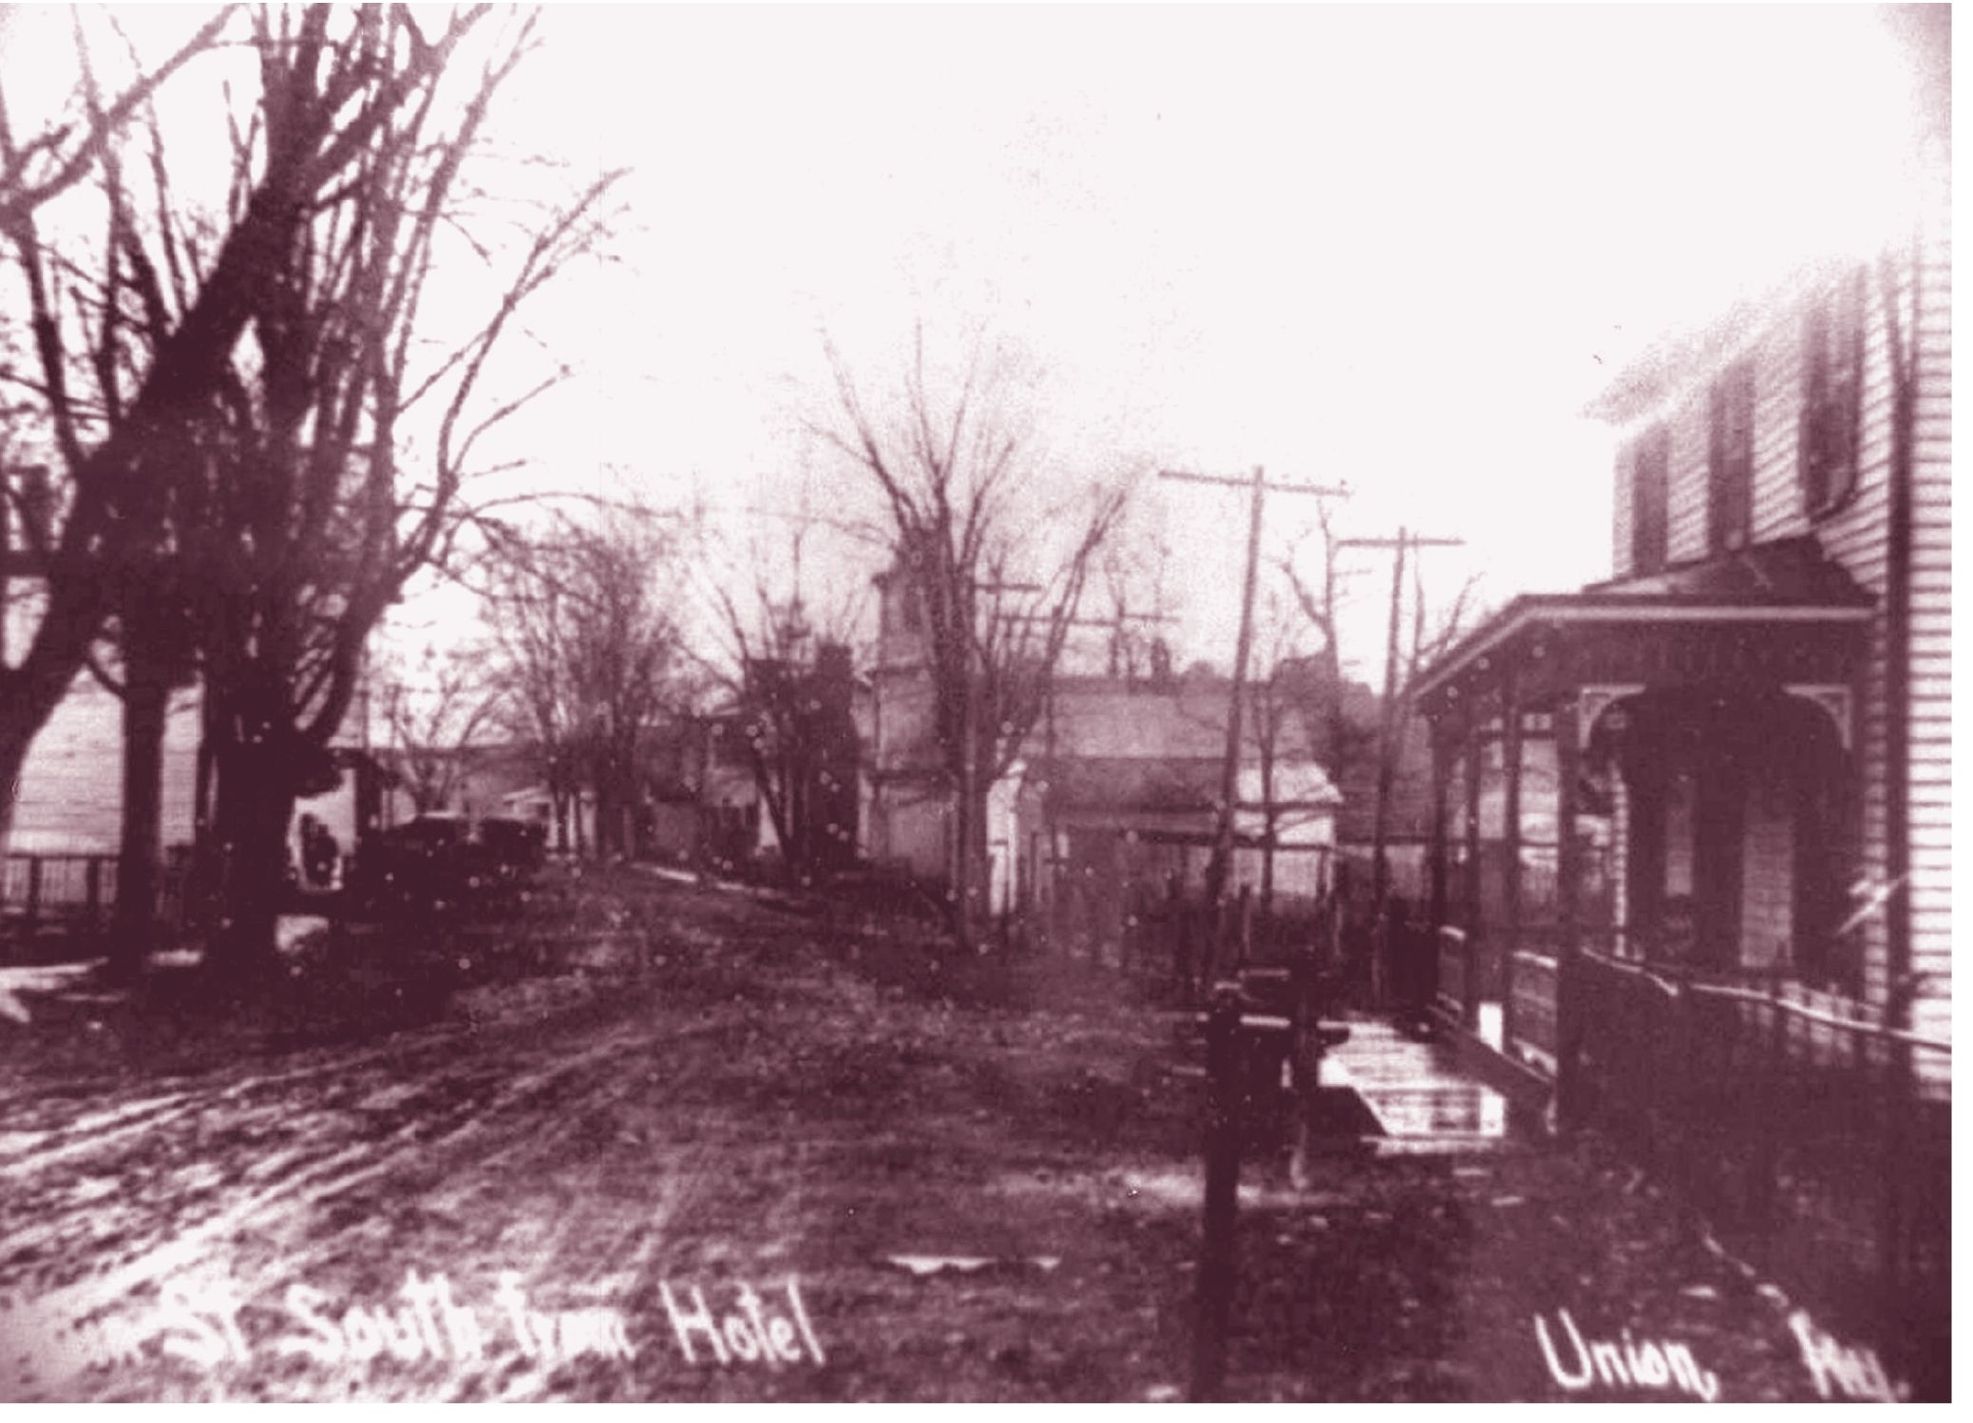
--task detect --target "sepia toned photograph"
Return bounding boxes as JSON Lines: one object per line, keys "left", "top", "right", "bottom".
{"left": 0, "top": 2, "right": 1950, "bottom": 1404}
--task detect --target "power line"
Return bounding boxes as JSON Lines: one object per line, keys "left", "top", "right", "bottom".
{"left": 1338, "top": 526, "right": 1466, "bottom": 1005}
{"left": 1157, "top": 466, "right": 1349, "bottom": 978}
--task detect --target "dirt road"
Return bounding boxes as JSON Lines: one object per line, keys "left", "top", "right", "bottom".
{"left": 0, "top": 868, "right": 1893, "bottom": 1401}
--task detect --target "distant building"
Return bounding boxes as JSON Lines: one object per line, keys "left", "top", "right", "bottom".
{"left": 865, "top": 565, "right": 1341, "bottom": 944}
{"left": 697, "top": 639, "right": 864, "bottom": 876}
{"left": 1284, "top": 658, "right": 1436, "bottom": 904}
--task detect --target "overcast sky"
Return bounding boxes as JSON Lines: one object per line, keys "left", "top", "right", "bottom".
{"left": 485, "top": 3, "right": 1928, "bottom": 686}
{"left": 5, "top": 4, "right": 1934, "bottom": 688}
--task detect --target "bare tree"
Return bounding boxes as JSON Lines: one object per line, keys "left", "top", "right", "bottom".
{"left": 0, "top": 7, "right": 233, "bottom": 230}
{"left": 1281, "top": 500, "right": 1376, "bottom": 794}
{"left": 177, "top": 8, "right": 626, "bottom": 967}
{"left": 1244, "top": 593, "right": 1317, "bottom": 914}
{"left": 1401, "top": 558, "right": 1480, "bottom": 737}
{"left": 377, "top": 643, "right": 498, "bottom": 815}
{"left": 482, "top": 531, "right": 586, "bottom": 855}
{"left": 1282, "top": 505, "right": 1476, "bottom": 928}
{"left": 821, "top": 333, "right": 1130, "bottom": 947}
{"left": 0, "top": 6, "right": 525, "bottom": 974}
{"left": 483, "top": 505, "right": 695, "bottom": 862}
{"left": 703, "top": 514, "right": 866, "bottom": 885}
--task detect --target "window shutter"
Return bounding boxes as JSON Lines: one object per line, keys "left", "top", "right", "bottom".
{"left": 1799, "top": 268, "right": 1866, "bottom": 516}
{"left": 1630, "top": 425, "right": 1669, "bottom": 575}
{"left": 1800, "top": 307, "right": 1830, "bottom": 512}
{"left": 1709, "top": 362, "right": 1753, "bottom": 552}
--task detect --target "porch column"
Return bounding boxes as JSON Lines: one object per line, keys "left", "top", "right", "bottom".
{"left": 1624, "top": 715, "right": 1666, "bottom": 964}
{"left": 1462, "top": 701, "right": 1482, "bottom": 1027}
{"left": 1501, "top": 669, "right": 1524, "bottom": 1051}
{"left": 1427, "top": 727, "right": 1448, "bottom": 936}
{"left": 1554, "top": 691, "right": 1585, "bottom": 1128}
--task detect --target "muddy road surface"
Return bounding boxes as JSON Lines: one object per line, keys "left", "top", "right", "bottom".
{"left": 0, "top": 868, "right": 1892, "bottom": 1401}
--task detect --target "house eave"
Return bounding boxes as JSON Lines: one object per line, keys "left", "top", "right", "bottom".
{"left": 1411, "top": 596, "right": 1874, "bottom": 708}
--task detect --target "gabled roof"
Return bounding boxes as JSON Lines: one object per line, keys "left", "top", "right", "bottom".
{"left": 1040, "top": 676, "right": 1320, "bottom": 763}
{"left": 1036, "top": 754, "right": 1341, "bottom": 815}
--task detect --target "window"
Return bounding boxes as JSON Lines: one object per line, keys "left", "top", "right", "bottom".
{"left": 1629, "top": 425, "right": 1669, "bottom": 574}
{"left": 1799, "top": 268, "right": 1865, "bottom": 515}
{"left": 1707, "top": 359, "right": 1755, "bottom": 553}
{"left": 1517, "top": 721, "right": 1559, "bottom": 925}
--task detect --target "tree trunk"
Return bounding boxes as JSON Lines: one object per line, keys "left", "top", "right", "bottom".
{"left": 949, "top": 775, "right": 992, "bottom": 952}
{"left": 948, "top": 778, "right": 971, "bottom": 950}
{"left": 205, "top": 736, "right": 297, "bottom": 978}
{"left": 1261, "top": 811, "right": 1277, "bottom": 915}
{"left": 0, "top": 718, "right": 33, "bottom": 856}
{"left": 109, "top": 652, "right": 170, "bottom": 979}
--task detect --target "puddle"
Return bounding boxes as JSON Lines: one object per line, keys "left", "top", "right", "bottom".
{"left": 884, "top": 1254, "right": 1061, "bottom": 1276}
{"left": 1361, "top": 1087, "right": 1507, "bottom": 1139}
{"left": 1110, "top": 1167, "right": 1311, "bottom": 1211}
{"left": 1319, "top": 1019, "right": 1514, "bottom": 1153}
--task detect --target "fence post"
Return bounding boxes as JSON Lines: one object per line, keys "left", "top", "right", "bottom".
{"left": 1172, "top": 877, "right": 1195, "bottom": 1005}
{"left": 1879, "top": 977, "right": 1918, "bottom": 1313}
{"left": 1288, "top": 942, "right": 1334, "bottom": 1191}
{"left": 1191, "top": 983, "right": 1244, "bottom": 1401}
{"left": 1663, "top": 977, "right": 1695, "bottom": 1239}
{"left": 1463, "top": 930, "right": 1479, "bottom": 1030}
{"left": 85, "top": 857, "right": 103, "bottom": 926}
{"left": 25, "top": 856, "right": 42, "bottom": 934}
{"left": 1746, "top": 977, "right": 1783, "bottom": 1244}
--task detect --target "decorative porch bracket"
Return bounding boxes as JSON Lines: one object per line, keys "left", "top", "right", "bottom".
{"left": 1782, "top": 684, "right": 1855, "bottom": 752}
{"left": 1577, "top": 683, "right": 1648, "bottom": 750}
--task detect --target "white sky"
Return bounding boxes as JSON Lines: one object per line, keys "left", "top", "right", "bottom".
{"left": 492, "top": 3, "right": 1928, "bottom": 687}
{"left": 2, "top": 5, "right": 1935, "bottom": 689}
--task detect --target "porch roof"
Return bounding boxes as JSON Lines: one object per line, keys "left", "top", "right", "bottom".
{"left": 1412, "top": 538, "right": 1873, "bottom": 715}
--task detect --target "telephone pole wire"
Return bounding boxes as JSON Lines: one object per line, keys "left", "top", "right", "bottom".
{"left": 1336, "top": 527, "right": 1465, "bottom": 1005}
{"left": 1160, "top": 467, "right": 1348, "bottom": 984}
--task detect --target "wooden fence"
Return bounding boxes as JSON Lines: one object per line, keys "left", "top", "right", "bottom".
{"left": 1, "top": 852, "right": 190, "bottom": 960}
{"left": 1574, "top": 948, "right": 1950, "bottom": 1391}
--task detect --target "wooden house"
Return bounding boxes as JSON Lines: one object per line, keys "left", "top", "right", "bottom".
{"left": 1412, "top": 170, "right": 1948, "bottom": 1094}
{"left": 865, "top": 565, "right": 1340, "bottom": 938}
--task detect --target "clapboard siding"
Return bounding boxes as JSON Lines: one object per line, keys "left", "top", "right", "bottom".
{"left": 1596, "top": 199, "right": 1948, "bottom": 1032}
{"left": 1906, "top": 207, "right": 1952, "bottom": 1000}
{"left": 8, "top": 674, "right": 201, "bottom": 854}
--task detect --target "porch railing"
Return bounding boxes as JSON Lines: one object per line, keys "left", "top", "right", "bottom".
{"left": 1576, "top": 947, "right": 1949, "bottom": 1391}
{"left": 1507, "top": 950, "right": 1558, "bottom": 1073}
{"left": 1, "top": 853, "right": 118, "bottom": 932}
{"left": 1435, "top": 925, "right": 1468, "bottom": 1021}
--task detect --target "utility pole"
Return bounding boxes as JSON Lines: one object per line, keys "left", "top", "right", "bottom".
{"left": 1161, "top": 468, "right": 1348, "bottom": 981}
{"left": 1336, "top": 527, "right": 1464, "bottom": 1005}
{"left": 962, "top": 577, "right": 1147, "bottom": 933}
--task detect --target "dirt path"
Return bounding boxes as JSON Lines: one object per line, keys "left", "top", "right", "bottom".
{"left": 0, "top": 868, "right": 1897, "bottom": 1401}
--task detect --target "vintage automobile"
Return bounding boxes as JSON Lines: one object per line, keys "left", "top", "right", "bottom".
{"left": 347, "top": 813, "right": 544, "bottom": 917}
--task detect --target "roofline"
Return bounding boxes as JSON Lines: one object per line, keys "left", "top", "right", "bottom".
{"left": 1582, "top": 256, "right": 1862, "bottom": 427}
{"left": 1410, "top": 596, "right": 1876, "bottom": 704}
